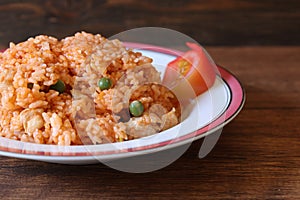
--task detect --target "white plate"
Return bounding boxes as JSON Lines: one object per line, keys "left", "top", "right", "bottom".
{"left": 0, "top": 43, "right": 245, "bottom": 165}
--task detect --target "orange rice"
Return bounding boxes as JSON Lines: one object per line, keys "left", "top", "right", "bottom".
{"left": 0, "top": 32, "right": 180, "bottom": 145}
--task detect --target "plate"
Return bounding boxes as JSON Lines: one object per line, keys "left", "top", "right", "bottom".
{"left": 0, "top": 43, "right": 245, "bottom": 164}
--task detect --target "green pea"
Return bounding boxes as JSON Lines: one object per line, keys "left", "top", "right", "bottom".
{"left": 27, "top": 83, "right": 34, "bottom": 89}
{"left": 129, "top": 100, "right": 144, "bottom": 117}
{"left": 98, "top": 77, "right": 112, "bottom": 90}
{"left": 50, "top": 79, "right": 66, "bottom": 94}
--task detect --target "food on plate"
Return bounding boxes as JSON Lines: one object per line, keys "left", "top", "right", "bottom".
{"left": 0, "top": 32, "right": 181, "bottom": 145}
{"left": 129, "top": 100, "right": 144, "bottom": 117}
{"left": 163, "top": 42, "right": 217, "bottom": 96}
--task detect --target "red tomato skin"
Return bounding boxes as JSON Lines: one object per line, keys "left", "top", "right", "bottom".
{"left": 163, "top": 43, "right": 216, "bottom": 96}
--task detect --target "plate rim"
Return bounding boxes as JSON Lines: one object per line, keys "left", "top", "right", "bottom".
{"left": 0, "top": 43, "right": 245, "bottom": 158}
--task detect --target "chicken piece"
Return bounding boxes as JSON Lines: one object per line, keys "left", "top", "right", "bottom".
{"left": 161, "top": 108, "right": 179, "bottom": 131}
{"left": 20, "top": 108, "right": 44, "bottom": 135}
{"left": 124, "top": 104, "right": 168, "bottom": 138}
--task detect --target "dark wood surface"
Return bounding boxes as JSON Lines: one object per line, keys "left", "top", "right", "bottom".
{"left": 0, "top": 0, "right": 299, "bottom": 48}
{"left": 1, "top": 0, "right": 300, "bottom": 199}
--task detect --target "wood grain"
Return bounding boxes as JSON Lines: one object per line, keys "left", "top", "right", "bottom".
{"left": 0, "top": 0, "right": 299, "bottom": 48}
{"left": 0, "top": 46, "right": 299, "bottom": 199}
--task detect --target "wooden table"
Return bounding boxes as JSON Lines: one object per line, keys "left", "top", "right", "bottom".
{"left": 0, "top": 0, "right": 299, "bottom": 47}
{"left": 0, "top": 46, "right": 299, "bottom": 199}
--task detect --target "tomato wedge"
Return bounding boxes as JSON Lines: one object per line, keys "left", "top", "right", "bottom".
{"left": 163, "top": 43, "right": 217, "bottom": 96}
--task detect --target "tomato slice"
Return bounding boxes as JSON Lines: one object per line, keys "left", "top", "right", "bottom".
{"left": 163, "top": 43, "right": 217, "bottom": 96}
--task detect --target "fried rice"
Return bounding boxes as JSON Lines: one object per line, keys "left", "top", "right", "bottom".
{"left": 0, "top": 32, "right": 180, "bottom": 145}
